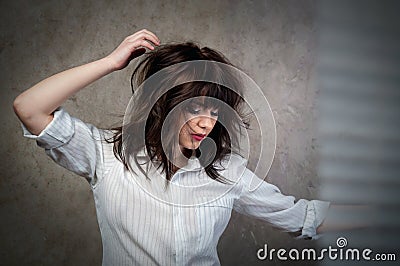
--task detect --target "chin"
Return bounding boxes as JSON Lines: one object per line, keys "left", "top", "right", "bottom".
{"left": 181, "top": 143, "right": 200, "bottom": 151}
{"left": 184, "top": 146, "right": 199, "bottom": 151}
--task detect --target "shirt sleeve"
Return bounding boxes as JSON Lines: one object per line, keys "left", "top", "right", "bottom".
{"left": 233, "top": 168, "right": 330, "bottom": 239}
{"left": 20, "top": 107, "right": 112, "bottom": 187}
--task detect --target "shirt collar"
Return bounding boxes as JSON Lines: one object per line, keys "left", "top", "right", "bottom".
{"left": 178, "top": 156, "right": 203, "bottom": 172}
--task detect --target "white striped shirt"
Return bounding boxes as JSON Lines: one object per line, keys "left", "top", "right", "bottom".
{"left": 21, "top": 108, "right": 330, "bottom": 266}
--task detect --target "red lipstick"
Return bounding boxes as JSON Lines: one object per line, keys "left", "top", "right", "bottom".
{"left": 191, "top": 134, "right": 206, "bottom": 141}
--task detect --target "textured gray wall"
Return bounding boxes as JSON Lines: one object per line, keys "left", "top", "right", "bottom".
{"left": 1, "top": 0, "right": 320, "bottom": 265}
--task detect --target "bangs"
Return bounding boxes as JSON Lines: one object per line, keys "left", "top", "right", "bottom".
{"left": 174, "top": 81, "right": 238, "bottom": 111}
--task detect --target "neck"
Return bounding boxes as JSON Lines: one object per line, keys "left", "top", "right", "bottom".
{"left": 171, "top": 147, "right": 195, "bottom": 173}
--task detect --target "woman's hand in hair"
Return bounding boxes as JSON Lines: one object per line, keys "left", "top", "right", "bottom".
{"left": 105, "top": 29, "right": 160, "bottom": 71}
{"left": 13, "top": 29, "right": 159, "bottom": 136}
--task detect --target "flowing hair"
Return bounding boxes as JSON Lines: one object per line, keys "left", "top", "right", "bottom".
{"left": 106, "top": 42, "right": 250, "bottom": 186}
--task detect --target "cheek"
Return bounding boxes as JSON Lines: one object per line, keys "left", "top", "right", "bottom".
{"left": 178, "top": 124, "right": 189, "bottom": 142}
{"left": 209, "top": 120, "right": 218, "bottom": 132}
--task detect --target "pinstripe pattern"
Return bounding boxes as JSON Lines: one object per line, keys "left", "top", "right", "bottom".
{"left": 21, "top": 108, "right": 329, "bottom": 265}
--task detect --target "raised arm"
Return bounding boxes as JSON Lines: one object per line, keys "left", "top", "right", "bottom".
{"left": 13, "top": 29, "right": 160, "bottom": 135}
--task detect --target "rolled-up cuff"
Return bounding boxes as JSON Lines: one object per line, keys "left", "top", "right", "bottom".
{"left": 21, "top": 107, "right": 74, "bottom": 149}
{"left": 299, "top": 200, "right": 330, "bottom": 240}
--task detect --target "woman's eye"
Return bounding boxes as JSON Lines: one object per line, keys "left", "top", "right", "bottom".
{"left": 186, "top": 104, "right": 218, "bottom": 116}
{"left": 210, "top": 111, "right": 219, "bottom": 117}
{"left": 187, "top": 107, "right": 200, "bottom": 114}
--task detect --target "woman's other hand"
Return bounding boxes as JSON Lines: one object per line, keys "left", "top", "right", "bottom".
{"left": 105, "top": 29, "right": 160, "bottom": 71}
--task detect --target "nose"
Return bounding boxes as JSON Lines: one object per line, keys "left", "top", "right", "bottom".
{"left": 197, "top": 116, "right": 214, "bottom": 129}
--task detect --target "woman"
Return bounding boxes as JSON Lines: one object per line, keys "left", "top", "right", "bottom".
{"left": 13, "top": 29, "right": 329, "bottom": 265}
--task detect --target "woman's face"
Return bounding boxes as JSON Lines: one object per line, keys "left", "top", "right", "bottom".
{"left": 178, "top": 99, "right": 219, "bottom": 151}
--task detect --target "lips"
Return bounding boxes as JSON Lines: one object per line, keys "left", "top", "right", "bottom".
{"left": 191, "top": 133, "right": 206, "bottom": 141}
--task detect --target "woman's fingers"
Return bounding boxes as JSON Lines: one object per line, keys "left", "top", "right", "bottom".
{"left": 134, "top": 39, "right": 157, "bottom": 51}
{"left": 125, "top": 30, "right": 160, "bottom": 48}
{"left": 106, "top": 29, "right": 160, "bottom": 70}
{"left": 128, "top": 29, "right": 160, "bottom": 44}
{"left": 142, "top": 29, "right": 160, "bottom": 42}
{"left": 140, "top": 29, "right": 160, "bottom": 44}
{"left": 126, "top": 32, "right": 160, "bottom": 50}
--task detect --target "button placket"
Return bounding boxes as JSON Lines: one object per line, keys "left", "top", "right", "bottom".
{"left": 171, "top": 173, "right": 181, "bottom": 264}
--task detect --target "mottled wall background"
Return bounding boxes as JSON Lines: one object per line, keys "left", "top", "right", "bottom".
{"left": 0, "top": 0, "right": 320, "bottom": 265}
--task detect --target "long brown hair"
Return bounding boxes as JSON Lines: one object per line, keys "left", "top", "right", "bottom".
{"left": 106, "top": 42, "right": 250, "bottom": 185}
